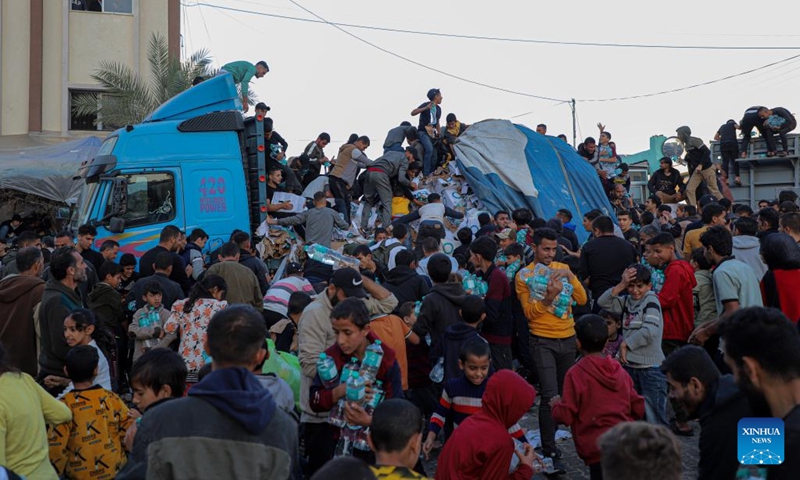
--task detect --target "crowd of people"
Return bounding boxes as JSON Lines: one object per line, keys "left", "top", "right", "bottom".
{"left": 0, "top": 73, "right": 799, "bottom": 480}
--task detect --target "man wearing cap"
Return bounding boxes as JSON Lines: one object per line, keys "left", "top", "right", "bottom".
{"left": 297, "top": 268, "right": 397, "bottom": 473}
{"left": 411, "top": 88, "right": 443, "bottom": 175}
{"left": 261, "top": 261, "right": 315, "bottom": 328}
{"left": 648, "top": 157, "right": 686, "bottom": 204}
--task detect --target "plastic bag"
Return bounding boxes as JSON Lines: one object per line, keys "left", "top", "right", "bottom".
{"left": 261, "top": 338, "right": 302, "bottom": 410}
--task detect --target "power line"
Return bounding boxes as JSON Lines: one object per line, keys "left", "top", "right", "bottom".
{"left": 577, "top": 53, "right": 800, "bottom": 102}
{"left": 186, "top": 2, "right": 800, "bottom": 51}
{"left": 279, "top": 0, "right": 568, "bottom": 103}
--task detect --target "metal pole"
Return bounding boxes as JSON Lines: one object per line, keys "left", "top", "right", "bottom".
{"left": 571, "top": 99, "right": 577, "bottom": 147}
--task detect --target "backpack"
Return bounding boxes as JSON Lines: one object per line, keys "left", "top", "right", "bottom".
{"left": 372, "top": 240, "right": 405, "bottom": 269}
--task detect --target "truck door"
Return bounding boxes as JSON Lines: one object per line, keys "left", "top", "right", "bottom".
{"left": 94, "top": 169, "right": 183, "bottom": 258}
{"left": 183, "top": 163, "right": 249, "bottom": 255}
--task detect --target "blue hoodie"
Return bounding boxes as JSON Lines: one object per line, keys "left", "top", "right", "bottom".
{"left": 189, "top": 367, "right": 277, "bottom": 435}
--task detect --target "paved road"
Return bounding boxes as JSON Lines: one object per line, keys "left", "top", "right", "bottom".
{"left": 423, "top": 398, "right": 701, "bottom": 480}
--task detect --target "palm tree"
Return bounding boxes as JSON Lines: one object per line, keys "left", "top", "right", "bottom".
{"left": 72, "top": 33, "right": 253, "bottom": 128}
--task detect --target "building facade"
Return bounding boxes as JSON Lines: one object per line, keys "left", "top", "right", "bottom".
{"left": 0, "top": 0, "right": 179, "bottom": 137}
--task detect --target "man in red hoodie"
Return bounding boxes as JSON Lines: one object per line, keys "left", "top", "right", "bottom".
{"left": 647, "top": 232, "right": 697, "bottom": 435}
{"left": 435, "top": 370, "right": 537, "bottom": 480}
{"left": 550, "top": 315, "right": 645, "bottom": 480}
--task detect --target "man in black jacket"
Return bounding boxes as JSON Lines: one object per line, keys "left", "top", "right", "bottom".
{"left": 139, "top": 225, "right": 190, "bottom": 294}
{"left": 661, "top": 346, "right": 750, "bottom": 480}
{"left": 383, "top": 250, "right": 430, "bottom": 310}
{"left": 676, "top": 126, "right": 722, "bottom": 206}
{"left": 233, "top": 231, "right": 270, "bottom": 295}
{"left": 739, "top": 105, "right": 769, "bottom": 158}
{"left": 648, "top": 157, "right": 686, "bottom": 204}
{"left": 758, "top": 106, "right": 797, "bottom": 157}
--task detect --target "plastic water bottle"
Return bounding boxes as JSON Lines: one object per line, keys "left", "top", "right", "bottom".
{"left": 505, "top": 260, "right": 522, "bottom": 283}
{"left": 651, "top": 268, "right": 665, "bottom": 294}
{"left": 333, "top": 430, "right": 354, "bottom": 458}
{"left": 328, "top": 398, "right": 346, "bottom": 428}
{"left": 140, "top": 308, "right": 161, "bottom": 350}
{"left": 354, "top": 381, "right": 385, "bottom": 451}
{"left": 346, "top": 371, "right": 367, "bottom": 409}
{"left": 359, "top": 341, "right": 384, "bottom": 384}
{"left": 305, "top": 244, "right": 360, "bottom": 270}
{"left": 553, "top": 279, "right": 574, "bottom": 320}
{"left": 317, "top": 353, "right": 339, "bottom": 389}
{"left": 462, "top": 273, "right": 476, "bottom": 293}
{"left": 429, "top": 357, "right": 445, "bottom": 383}
{"left": 340, "top": 357, "right": 360, "bottom": 383}
{"left": 523, "top": 264, "right": 551, "bottom": 301}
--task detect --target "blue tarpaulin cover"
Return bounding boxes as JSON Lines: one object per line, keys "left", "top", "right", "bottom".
{"left": 454, "top": 119, "right": 615, "bottom": 243}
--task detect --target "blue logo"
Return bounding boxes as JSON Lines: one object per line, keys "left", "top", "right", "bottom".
{"left": 738, "top": 418, "right": 784, "bottom": 465}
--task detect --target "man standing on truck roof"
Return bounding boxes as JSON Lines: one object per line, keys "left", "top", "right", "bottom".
{"left": 218, "top": 60, "right": 269, "bottom": 114}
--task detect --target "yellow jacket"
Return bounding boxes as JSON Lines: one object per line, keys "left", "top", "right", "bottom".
{"left": 515, "top": 261, "right": 587, "bottom": 339}
{"left": 0, "top": 373, "right": 72, "bottom": 480}
{"left": 48, "top": 386, "right": 132, "bottom": 480}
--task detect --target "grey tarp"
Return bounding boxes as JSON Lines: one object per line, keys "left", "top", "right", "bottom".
{"left": 0, "top": 136, "right": 102, "bottom": 204}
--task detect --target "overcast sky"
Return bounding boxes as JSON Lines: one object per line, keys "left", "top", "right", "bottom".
{"left": 181, "top": 0, "right": 800, "bottom": 156}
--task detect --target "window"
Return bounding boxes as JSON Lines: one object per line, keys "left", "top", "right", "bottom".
{"left": 105, "top": 173, "right": 176, "bottom": 228}
{"left": 71, "top": 0, "right": 133, "bottom": 14}
{"left": 69, "top": 90, "right": 104, "bottom": 131}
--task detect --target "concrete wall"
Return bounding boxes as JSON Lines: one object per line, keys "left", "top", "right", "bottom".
{"left": 1, "top": 1, "right": 176, "bottom": 137}
{"left": 0, "top": 1, "right": 31, "bottom": 136}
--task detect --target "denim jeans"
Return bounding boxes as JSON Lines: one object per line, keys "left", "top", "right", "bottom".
{"left": 624, "top": 366, "right": 668, "bottom": 426}
{"left": 418, "top": 130, "right": 435, "bottom": 175}
{"left": 530, "top": 335, "right": 576, "bottom": 454}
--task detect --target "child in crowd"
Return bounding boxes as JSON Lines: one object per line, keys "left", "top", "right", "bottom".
{"left": 129, "top": 282, "right": 172, "bottom": 363}
{"left": 369, "top": 399, "right": 428, "bottom": 479}
{"left": 48, "top": 309, "right": 113, "bottom": 397}
{"left": 392, "top": 185, "right": 413, "bottom": 221}
{"left": 597, "top": 264, "right": 668, "bottom": 427}
{"left": 164, "top": 274, "right": 228, "bottom": 384}
{"left": 309, "top": 298, "right": 404, "bottom": 459}
{"left": 423, "top": 338, "right": 527, "bottom": 458}
{"left": 368, "top": 307, "right": 421, "bottom": 391}
{"left": 430, "top": 295, "right": 487, "bottom": 383}
{"left": 88, "top": 261, "right": 125, "bottom": 334}
{"left": 503, "top": 243, "right": 524, "bottom": 283}
{"left": 124, "top": 348, "right": 187, "bottom": 451}
{"left": 49, "top": 346, "right": 132, "bottom": 480}
{"left": 435, "top": 370, "right": 538, "bottom": 480}
{"left": 270, "top": 291, "right": 313, "bottom": 353}
{"left": 600, "top": 309, "right": 623, "bottom": 359}
{"left": 550, "top": 315, "right": 645, "bottom": 480}
{"left": 690, "top": 247, "right": 717, "bottom": 328}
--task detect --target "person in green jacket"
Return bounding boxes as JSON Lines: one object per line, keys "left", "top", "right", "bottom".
{"left": 219, "top": 60, "right": 269, "bottom": 113}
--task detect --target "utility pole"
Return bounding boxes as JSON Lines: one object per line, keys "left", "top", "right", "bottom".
{"left": 570, "top": 99, "right": 577, "bottom": 147}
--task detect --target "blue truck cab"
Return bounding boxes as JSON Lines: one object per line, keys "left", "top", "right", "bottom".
{"left": 72, "top": 75, "right": 269, "bottom": 260}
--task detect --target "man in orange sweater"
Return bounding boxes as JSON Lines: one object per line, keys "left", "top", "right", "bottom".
{"left": 515, "top": 227, "right": 587, "bottom": 474}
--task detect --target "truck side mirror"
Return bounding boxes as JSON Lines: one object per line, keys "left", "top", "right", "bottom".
{"left": 110, "top": 177, "right": 128, "bottom": 215}
{"left": 108, "top": 216, "right": 126, "bottom": 234}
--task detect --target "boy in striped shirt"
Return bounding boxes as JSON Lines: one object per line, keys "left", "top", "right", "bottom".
{"left": 422, "top": 338, "right": 527, "bottom": 458}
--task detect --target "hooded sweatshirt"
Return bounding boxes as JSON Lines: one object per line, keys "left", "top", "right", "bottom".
{"left": 551, "top": 355, "right": 645, "bottom": 464}
{"left": 117, "top": 367, "right": 299, "bottom": 480}
{"left": 87, "top": 282, "right": 124, "bottom": 332}
{"left": 38, "top": 278, "right": 82, "bottom": 377}
{"left": 676, "top": 126, "right": 712, "bottom": 171}
{"left": 0, "top": 274, "right": 45, "bottom": 376}
{"left": 435, "top": 370, "right": 536, "bottom": 480}
{"left": 657, "top": 259, "right": 697, "bottom": 342}
{"left": 413, "top": 282, "right": 467, "bottom": 346}
{"left": 383, "top": 265, "right": 430, "bottom": 308}
{"left": 429, "top": 322, "right": 485, "bottom": 383}
{"left": 479, "top": 264, "right": 513, "bottom": 346}
{"left": 732, "top": 236, "right": 768, "bottom": 280}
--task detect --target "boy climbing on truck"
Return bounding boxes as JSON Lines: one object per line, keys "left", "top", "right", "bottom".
{"left": 218, "top": 60, "right": 269, "bottom": 113}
